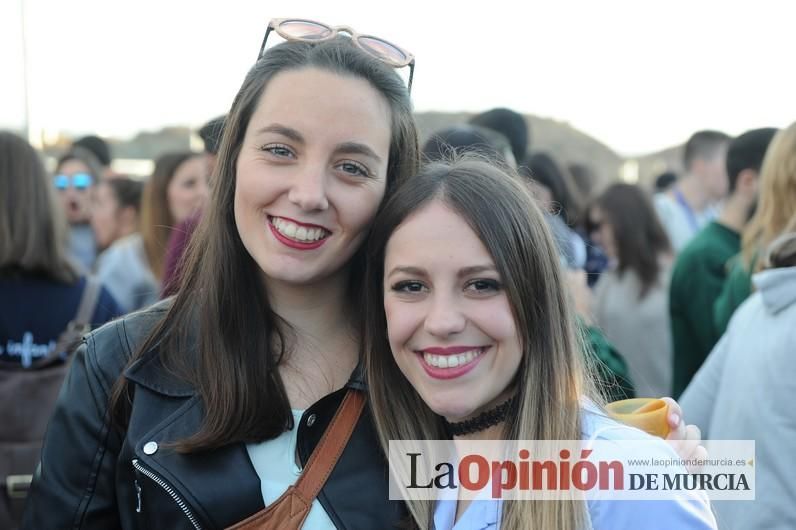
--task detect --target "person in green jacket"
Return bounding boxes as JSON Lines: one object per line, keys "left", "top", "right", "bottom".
{"left": 713, "top": 121, "right": 796, "bottom": 339}
{"left": 670, "top": 128, "right": 777, "bottom": 396}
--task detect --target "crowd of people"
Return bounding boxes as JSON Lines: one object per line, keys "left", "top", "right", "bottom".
{"left": 1, "top": 17, "right": 794, "bottom": 530}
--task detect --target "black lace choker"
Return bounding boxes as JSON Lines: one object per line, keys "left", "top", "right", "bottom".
{"left": 444, "top": 395, "right": 517, "bottom": 437}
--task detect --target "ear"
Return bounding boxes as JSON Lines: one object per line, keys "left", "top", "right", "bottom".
{"left": 736, "top": 169, "right": 758, "bottom": 193}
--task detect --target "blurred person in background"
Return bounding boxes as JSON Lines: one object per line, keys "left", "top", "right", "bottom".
{"left": 680, "top": 219, "right": 796, "bottom": 530}
{"left": 422, "top": 123, "right": 514, "bottom": 166}
{"left": 141, "top": 151, "right": 209, "bottom": 285}
{"left": 161, "top": 117, "right": 224, "bottom": 296}
{"left": 654, "top": 170, "right": 679, "bottom": 193}
{"left": 92, "top": 178, "right": 159, "bottom": 313}
{"left": 654, "top": 130, "right": 731, "bottom": 252}
{"left": 588, "top": 183, "right": 674, "bottom": 397}
{"left": 519, "top": 152, "right": 587, "bottom": 270}
{"left": 569, "top": 162, "right": 610, "bottom": 286}
{"left": 713, "top": 121, "right": 796, "bottom": 337}
{"left": 670, "top": 128, "right": 778, "bottom": 396}
{"left": 468, "top": 107, "right": 529, "bottom": 164}
{"left": 73, "top": 134, "right": 114, "bottom": 178}
{"left": 0, "top": 131, "right": 120, "bottom": 528}
{"left": 53, "top": 146, "right": 103, "bottom": 272}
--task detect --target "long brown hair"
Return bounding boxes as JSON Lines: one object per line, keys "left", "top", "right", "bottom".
{"left": 592, "top": 183, "right": 672, "bottom": 298}
{"left": 140, "top": 151, "right": 197, "bottom": 280}
{"left": 110, "top": 36, "right": 419, "bottom": 451}
{"left": 363, "top": 156, "right": 592, "bottom": 529}
{"left": 742, "top": 121, "right": 796, "bottom": 271}
{"left": 0, "top": 131, "right": 78, "bottom": 284}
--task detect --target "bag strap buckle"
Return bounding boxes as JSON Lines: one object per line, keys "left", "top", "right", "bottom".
{"left": 5, "top": 474, "right": 32, "bottom": 499}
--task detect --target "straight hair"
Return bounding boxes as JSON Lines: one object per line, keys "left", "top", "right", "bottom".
{"left": 593, "top": 183, "right": 672, "bottom": 298}
{"left": 0, "top": 131, "right": 78, "bottom": 284}
{"left": 364, "top": 156, "right": 594, "bottom": 530}
{"left": 743, "top": 121, "right": 796, "bottom": 271}
{"left": 110, "top": 36, "right": 419, "bottom": 452}
{"left": 140, "top": 151, "right": 197, "bottom": 280}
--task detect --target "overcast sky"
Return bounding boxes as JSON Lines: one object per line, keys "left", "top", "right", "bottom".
{"left": 1, "top": 0, "right": 795, "bottom": 155}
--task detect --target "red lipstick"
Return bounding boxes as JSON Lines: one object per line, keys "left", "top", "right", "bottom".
{"left": 417, "top": 347, "right": 488, "bottom": 380}
{"left": 268, "top": 217, "right": 329, "bottom": 250}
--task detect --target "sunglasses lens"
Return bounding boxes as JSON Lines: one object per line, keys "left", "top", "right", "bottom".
{"left": 357, "top": 36, "right": 408, "bottom": 65}
{"left": 53, "top": 175, "right": 69, "bottom": 190}
{"left": 73, "top": 173, "right": 93, "bottom": 189}
{"left": 278, "top": 19, "right": 333, "bottom": 40}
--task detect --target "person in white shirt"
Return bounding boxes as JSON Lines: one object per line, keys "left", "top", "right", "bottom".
{"left": 654, "top": 130, "right": 731, "bottom": 252}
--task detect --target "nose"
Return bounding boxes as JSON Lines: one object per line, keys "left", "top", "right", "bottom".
{"left": 423, "top": 292, "right": 466, "bottom": 338}
{"left": 288, "top": 165, "right": 329, "bottom": 211}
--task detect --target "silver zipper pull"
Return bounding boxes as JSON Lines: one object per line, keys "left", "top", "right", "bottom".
{"left": 135, "top": 479, "right": 142, "bottom": 513}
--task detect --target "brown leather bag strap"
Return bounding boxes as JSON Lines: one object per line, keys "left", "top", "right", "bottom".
{"left": 293, "top": 389, "right": 365, "bottom": 500}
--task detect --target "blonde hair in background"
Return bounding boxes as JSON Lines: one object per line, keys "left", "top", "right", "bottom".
{"left": 743, "top": 121, "right": 796, "bottom": 271}
{"left": 763, "top": 212, "right": 796, "bottom": 269}
{"left": 363, "top": 156, "right": 602, "bottom": 529}
{"left": 0, "top": 131, "right": 78, "bottom": 284}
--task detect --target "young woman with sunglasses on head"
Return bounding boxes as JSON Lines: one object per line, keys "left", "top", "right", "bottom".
{"left": 363, "top": 157, "right": 717, "bottom": 530}
{"left": 24, "top": 20, "right": 697, "bottom": 530}
{"left": 23, "top": 20, "right": 417, "bottom": 530}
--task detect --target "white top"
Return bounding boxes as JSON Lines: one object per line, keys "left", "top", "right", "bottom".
{"left": 592, "top": 261, "right": 673, "bottom": 397}
{"left": 433, "top": 406, "right": 717, "bottom": 530}
{"left": 653, "top": 192, "right": 716, "bottom": 252}
{"left": 246, "top": 410, "right": 337, "bottom": 530}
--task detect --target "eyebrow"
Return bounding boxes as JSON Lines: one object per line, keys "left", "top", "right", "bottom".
{"left": 255, "top": 124, "right": 382, "bottom": 164}
{"left": 334, "top": 141, "right": 383, "bottom": 164}
{"left": 255, "top": 124, "right": 304, "bottom": 143}
{"left": 386, "top": 264, "right": 497, "bottom": 279}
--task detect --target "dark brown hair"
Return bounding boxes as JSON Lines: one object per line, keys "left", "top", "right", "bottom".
{"left": 111, "top": 36, "right": 419, "bottom": 451}
{"left": 0, "top": 131, "right": 78, "bottom": 283}
{"left": 592, "top": 183, "right": 672, "bottom": 297}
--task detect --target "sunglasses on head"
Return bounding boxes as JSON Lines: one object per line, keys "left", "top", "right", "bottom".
{"left": 259, "top": 18, "right": 415, "bottom": 92}
{"left": 53, "top": 173, "right": 93, "bottom": 190}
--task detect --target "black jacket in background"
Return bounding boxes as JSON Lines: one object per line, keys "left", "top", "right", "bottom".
{"left": 22, "top": 303, "right": 406, "bottom": 529}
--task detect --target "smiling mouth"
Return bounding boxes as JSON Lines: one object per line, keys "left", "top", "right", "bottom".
{"left": 421, "top": 348, "right": 487, "bottom": 369}
{"left": 268, "top": 216, "right": 331, "bottom": 244}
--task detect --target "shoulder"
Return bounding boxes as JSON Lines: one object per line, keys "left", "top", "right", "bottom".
{"left": 83, "top": 299, "right": 172, "bottom": 384}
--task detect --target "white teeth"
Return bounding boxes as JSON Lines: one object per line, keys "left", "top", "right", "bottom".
{"left": 271, "top": 217, "right": 328, "bottom": 242}
{"left": 422, "top": 349, "right": 484, "bottom": 369}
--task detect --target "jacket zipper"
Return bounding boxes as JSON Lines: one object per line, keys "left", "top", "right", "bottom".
{"left": 132, "top": 458, "right": 203, "bottom": 529}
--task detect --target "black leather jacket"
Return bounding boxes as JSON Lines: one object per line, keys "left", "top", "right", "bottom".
{"left": 22, "top": 304, "right": 406, "bottom": 529}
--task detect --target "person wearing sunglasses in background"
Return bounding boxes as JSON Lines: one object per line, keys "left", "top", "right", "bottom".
{"left": 24, "top": 19, "right": 699, "bottom": 530}
{"left": 52, "top": 146, "right": 103, "bottom": 272}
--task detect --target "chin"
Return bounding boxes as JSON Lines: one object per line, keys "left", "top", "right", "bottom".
{"left": 424, "top": 392, "right": 478, "bottom": 423}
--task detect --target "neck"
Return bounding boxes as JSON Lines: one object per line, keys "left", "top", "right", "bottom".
{"left": 265, "top": 269, "right": 357, "bottom": 359}
{"left": 717, "top": 193, "right": 751, "bottom": 233}
{"left": 445, "top": 394, "right": 516, "bottom": 440}
{"left": 453, "top": 421, "right": 506, "bottom": 442}
{"left": 675, "top": 175, "right": 709, "bottom": 213}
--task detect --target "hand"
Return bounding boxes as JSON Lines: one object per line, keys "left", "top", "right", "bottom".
{"left": 661, "top": 396, "right": 707, "bottom": 473}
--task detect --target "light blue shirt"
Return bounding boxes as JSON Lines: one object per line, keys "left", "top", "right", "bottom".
{"left": 432, "top": 408, "right": 717, "bottom": 530}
